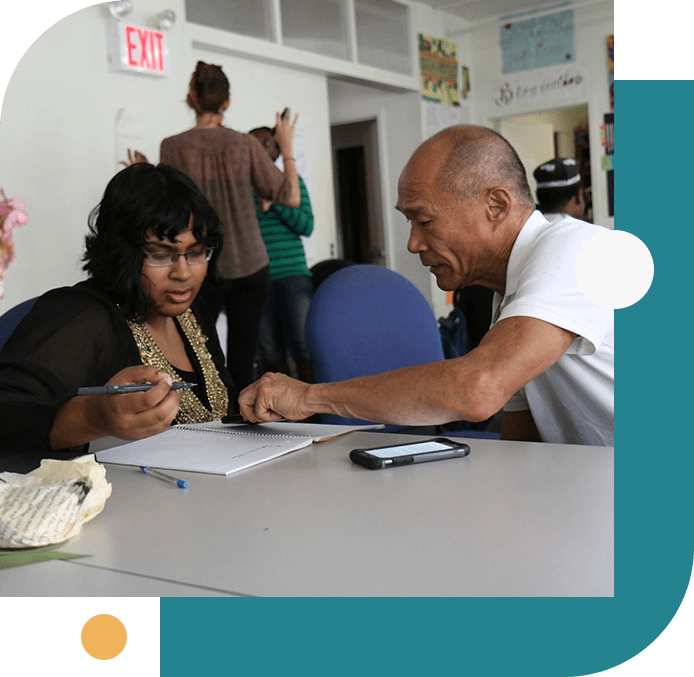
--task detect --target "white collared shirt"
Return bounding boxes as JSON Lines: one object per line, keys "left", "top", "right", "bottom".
{"left": 542, "top": 211, "right": 572, "bottom": 225}
{"left": 493, "top": 211, "right": 614, "bottom": 446}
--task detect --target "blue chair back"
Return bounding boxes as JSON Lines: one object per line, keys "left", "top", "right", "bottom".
{"left": 306, "top": 264, "right": 444, "bottom": 431}
{"left": 0, "top": 297, "right": 37, "bottom": 351}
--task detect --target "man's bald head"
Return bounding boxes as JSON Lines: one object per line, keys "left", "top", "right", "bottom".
{"left": 416, "top": 125, "right": 534, "bottom": 210}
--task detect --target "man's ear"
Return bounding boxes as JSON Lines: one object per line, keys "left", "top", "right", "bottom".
{"left": 487, "top": 187, "right": 512, "bottom": 221}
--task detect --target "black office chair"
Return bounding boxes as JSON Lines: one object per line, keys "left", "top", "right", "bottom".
{"left": 309, "top": 258, "right": 355, "bottom": 292}
{"left": 0, "top": 297, "right": 37, "bottom": 351}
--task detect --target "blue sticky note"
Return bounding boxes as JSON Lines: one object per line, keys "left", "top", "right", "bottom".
{"left": 501, "top": 10, "right": 576, "bottom": 74}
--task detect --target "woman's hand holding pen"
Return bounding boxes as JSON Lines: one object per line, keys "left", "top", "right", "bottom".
{"left": 49, "top": 365, "right": 180, "bottom": 450}
{"left": 95, "top": 366, "right": 180, "bottom": 440}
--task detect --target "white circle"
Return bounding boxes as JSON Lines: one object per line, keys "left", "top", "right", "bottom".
{"left": 575, "top": 230, "right": 654, "bottom": 309}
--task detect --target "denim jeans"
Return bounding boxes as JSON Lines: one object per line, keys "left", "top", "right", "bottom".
{"left": 258, "top": 274, "right": 313, "bottom": 366}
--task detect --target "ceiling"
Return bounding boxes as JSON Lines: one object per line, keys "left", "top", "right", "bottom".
{"left": 415, "top": 0, "right": 572, "bottom": 24}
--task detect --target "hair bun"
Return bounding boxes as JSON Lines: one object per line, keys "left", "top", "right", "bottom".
{"left": 195, "top": 61, "right": 224, "bottom": 79}
{"left": 187, "top": 61, "right": 230, "bottom": 114}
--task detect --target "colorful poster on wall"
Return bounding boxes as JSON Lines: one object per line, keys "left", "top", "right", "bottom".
{"left": 607, "top": 34, "right": 614, "bottom": 109}
{"left": 501, "top": 9, "right": 575, "bottom": 74}
{"left": 602, "top": 112, "right": 614, "bottom": 216}
{"left": 419, "top": 33, "right": 459, "bottom": 106}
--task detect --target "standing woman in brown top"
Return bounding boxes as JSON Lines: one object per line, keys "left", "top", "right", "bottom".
{"left": 159, "top": 61, "right": 301, "bottom": 391}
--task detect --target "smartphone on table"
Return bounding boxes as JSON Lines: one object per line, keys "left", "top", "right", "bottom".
{"left": 349, "top": 437, "right": 470, "bottom": 470}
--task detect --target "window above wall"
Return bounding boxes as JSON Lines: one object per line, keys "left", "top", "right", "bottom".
{"left": 184, "top": 0, "right": 414, "bottom": 83}
{"left": 186, "top": 0, "right": 274, "bottom": 41}
{"left": 355, "top": 0, "right": 410, "bottom": 75}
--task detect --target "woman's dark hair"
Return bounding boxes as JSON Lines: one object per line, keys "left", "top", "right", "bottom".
{"left": 186, "top": 61, "right": 230, "bottom": 114}
{"left": 249, "top": 126, "right": 280, "bottom": 160}
{"left": 83, "top": 163, "right": 222, "bottom": 322}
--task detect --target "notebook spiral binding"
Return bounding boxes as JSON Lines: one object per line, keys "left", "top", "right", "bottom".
{"left": 175, "top": 425, "right": 301, "bottom": 440}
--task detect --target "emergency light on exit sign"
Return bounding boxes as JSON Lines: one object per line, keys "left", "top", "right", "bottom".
{"left": 107, "top": 22, "right": 169, "bottom": 77}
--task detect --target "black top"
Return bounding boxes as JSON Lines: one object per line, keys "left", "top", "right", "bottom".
{"left": 0, "top": 280, "right": 236, "bottom": 470}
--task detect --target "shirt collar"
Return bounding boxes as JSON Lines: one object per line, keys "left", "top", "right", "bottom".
{"left": 492, "top": 210, "right": 549, "bottom": 321}
{"left": 503, "top": 210, "right": 549, "bottom": 298}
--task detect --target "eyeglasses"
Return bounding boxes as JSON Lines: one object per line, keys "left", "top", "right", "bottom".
{"left": 143, "top": 247, "right": 214, "bottom": 267}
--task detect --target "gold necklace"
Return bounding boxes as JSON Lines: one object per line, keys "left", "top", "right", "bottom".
{"left": 128, "top": 309, "right": 228, "bottom": 424}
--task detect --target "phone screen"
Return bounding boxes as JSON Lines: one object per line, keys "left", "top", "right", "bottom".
{"left": 366, "top": 440, "right": 455, "bottom": 459}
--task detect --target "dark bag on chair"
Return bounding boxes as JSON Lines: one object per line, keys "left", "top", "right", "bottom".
{"left": 438, "top": 306, "right": 468, "bottom": 359}
{"left": 437, "top": 304, "right": 497, "bottom": 435}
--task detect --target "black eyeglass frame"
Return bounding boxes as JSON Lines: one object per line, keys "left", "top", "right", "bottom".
{"left": 142, "top": 246, "right": 215, "bottom": 267}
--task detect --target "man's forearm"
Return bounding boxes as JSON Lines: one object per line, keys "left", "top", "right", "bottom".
{"left": 241, "top": 316, "right": 576, "bottom": 425}
{"left": 304, "top": 360, "right": 497, "bottom": 426}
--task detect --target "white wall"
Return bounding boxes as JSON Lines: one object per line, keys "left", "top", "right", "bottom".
{"left": 1, "top": 2, "right": 187, "bottom": 311}
{"left": 0, "top": 0, "right": 337, "bottom": 313}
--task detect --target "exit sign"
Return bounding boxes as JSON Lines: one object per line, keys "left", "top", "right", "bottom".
{"left": 107, "top": 22, "right": 169, "bottom": 77}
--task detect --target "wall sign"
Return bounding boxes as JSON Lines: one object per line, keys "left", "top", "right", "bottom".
{"left": 492, "top": 64, "right": 587, "bottom": 111}
{"left": 501, "top": 9, "right": 575, "bottom": 74}
{"left": 107, "top": 22, "right": 169, "bottom": 77}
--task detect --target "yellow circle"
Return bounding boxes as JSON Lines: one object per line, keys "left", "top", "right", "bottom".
{"left": 81, "top": 614, "right": 127, "bottom": 660}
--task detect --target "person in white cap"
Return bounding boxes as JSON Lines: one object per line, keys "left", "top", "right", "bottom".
{"left": 533, "top": 157, "right": 586, "bottom": 224}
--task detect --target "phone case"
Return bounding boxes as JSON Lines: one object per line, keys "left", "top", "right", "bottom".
{"left": 349, "top": 449, "right": 387, "bottom": 470}
{"left": 350, "top": 439, "right": 470, "bottom": 470}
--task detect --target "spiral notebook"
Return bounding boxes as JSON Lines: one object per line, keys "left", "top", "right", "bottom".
{"left": 95, "top": 421, "right": 382, "bottom": 476}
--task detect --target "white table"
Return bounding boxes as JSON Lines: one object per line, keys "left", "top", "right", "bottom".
{"left": 4, "top": 432, "right": 613, "bottom": 597}
{"left": 1, "top": 559, "right": 239, "bottom": 596}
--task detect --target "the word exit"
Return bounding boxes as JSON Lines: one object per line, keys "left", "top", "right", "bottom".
{"left": 108, "top": 22, "right": 169, "bottom": 77}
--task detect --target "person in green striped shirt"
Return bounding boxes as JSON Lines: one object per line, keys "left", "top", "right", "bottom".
{"left": 250, "top": 126, "right": 315, "bottom": 383}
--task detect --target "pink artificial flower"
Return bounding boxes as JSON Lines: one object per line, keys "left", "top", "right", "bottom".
{"left": 2, "top": 207, "right": 29, "bottom": 233}
{"left": 0, "top": 192, "right": 29, "bottom": 270}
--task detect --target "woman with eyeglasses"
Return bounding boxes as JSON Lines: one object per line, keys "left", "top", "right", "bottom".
{"left": 123, "top": 63, "right": 300, "bottom": 394}
{"left": 0, "top": 163, "right": 235, "bottom": 465}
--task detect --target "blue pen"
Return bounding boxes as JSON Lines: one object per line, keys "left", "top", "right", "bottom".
{"left": 140, "top": 466, "right": 188, "bottom": 489}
